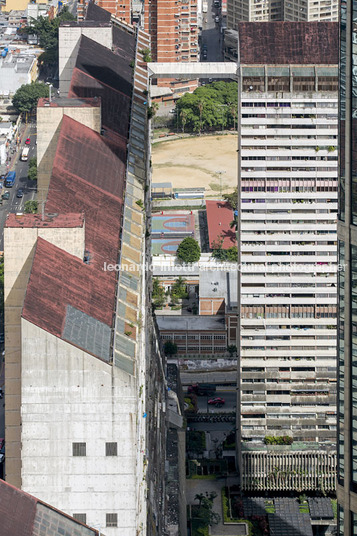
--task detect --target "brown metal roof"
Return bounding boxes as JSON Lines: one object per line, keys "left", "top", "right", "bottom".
{"left": 22, "top": 237, "right": 115, "bottom": 338}
{"left": 238, "top": 22, "right": 338, "bottom": 65}
{"left": 45, "top": 114, "right": 125, "bottom": 272}
{"left": 0, "top": 478, "right": 37, "bottom": 536}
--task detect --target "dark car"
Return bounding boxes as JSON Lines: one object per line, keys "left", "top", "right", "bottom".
{"left": 202, "top": 43, "right": 207, "bottom": 51}
{"left": 202, "top": 51, "right": 207, "bottom": 60}
{"left": 16, "top": 189, "right": 23, "bottom": 198}
{"left": 2, "top": 191, "right": 10, "bottom": 200}
{"left": 25, "top": 137, "right": 31, "bottom": 145}
{"left": 0, "top": 333, "right": 4, "bottom": 343}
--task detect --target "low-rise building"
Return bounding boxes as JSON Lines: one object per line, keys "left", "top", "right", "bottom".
{"left": 157, "top": 315, "right": 227, "bottom": 356}
{"left": 0, "top": 51, "right": 38, "bottom": 95}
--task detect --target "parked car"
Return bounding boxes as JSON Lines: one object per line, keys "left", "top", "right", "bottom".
{"left": 202, "top": 43, "right": 208, "bottom": 51}
{"left": 2, "top": 191, "right": 10, "bottom": 200}
{"left": 0, "top": 441, "right": 5, "bottom": 463}
{"left": 25, "top": 137, "right": 31, "bottom": 145}
{"left": 215, "top": 15, "right": 220, "bottom": 22}
{"left": 202, "top": 51, "right": 207, "bottom": 60}
{"left": 208, "top": 397, "right": 225, "bottom": 407}
{"left": 16, "top": 189, "right": 23, "bottom": 198}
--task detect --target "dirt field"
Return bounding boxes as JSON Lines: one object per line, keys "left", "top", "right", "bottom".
{"left": 152, "top": 134, "right": 238, "bottom": 195}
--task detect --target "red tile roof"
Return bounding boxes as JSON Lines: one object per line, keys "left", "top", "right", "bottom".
{"left": 45, "top": 114, "right": 125, "bottom": 271}
{"left": 0, "top": 478, "right": 100, "bottom": 536}
{"left": 23, "top": 237, "right": 114, "bottom": 337}
{"left": 5, "top": 213, "right": 84, "bottom": 228}
{"left": 22, "top": 114, "right": 125, "bottom": 346}
{"left": 0, "top": 478, "right": 37, "bottom": 536}
{"left": 239, "top": 22, "right": 338, "bottom": 65}
{"left": 206, "top": 200, "right": 236, "bottom": 250}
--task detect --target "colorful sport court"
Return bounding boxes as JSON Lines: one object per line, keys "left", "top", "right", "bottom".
{"left": 152, "top": 213, "right": 195, "bottom": 255}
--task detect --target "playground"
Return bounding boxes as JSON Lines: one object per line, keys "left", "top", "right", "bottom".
{"left": 151, "top": 134, "right": 238, "bottom": 195}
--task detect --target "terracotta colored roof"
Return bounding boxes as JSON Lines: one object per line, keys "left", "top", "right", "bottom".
{"left": 5, "top": 213, "right": 84, "bottom": 228}
{"left": 45, "top": 114, "right": 125, "bottom": 272}
{"left": 0, "top": 478, "right": 37, "bottom": 536}
{"left": 206, "top": 200, "right": 236, "bottom": 250}
{"left": 238, "top": 22, "right": 338, "bottom": 65}
{"left": 23, "top": 237, "right": 115, "bottom": 338}
{"left": 0, "top": 479, "right": 100, "bottom": 536}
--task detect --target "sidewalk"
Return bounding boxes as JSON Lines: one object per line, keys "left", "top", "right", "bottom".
{"left": 0, "top": 121, "right": 29, "bottom": 177}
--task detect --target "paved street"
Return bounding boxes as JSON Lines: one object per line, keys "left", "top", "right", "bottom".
{"left": 196, "top": 390, "right": 237, "bottom": 413}
{"left": 201, "top": 0, "right": 224, "bottom": 63}
{"left": 0, "top": 122, "right": 37, "bottom": 251}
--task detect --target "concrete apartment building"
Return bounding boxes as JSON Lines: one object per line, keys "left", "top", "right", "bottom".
{"left": 3, "top": 3, "right": 183, "bottom": 535}
{"left": 225, "top": 23, "right": 339, "bottom": 448}
{"left": 227, "top": 0, "right": 338, "bottom": 26}
{"left": 337, "top": 0, "right": 357, "bottom": 533}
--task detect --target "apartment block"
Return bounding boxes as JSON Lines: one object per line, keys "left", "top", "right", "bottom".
{"left": 144, "top": 0, "right": 198, "bottom": 92}
{"left": 227, "top": 0, "right": 337, "bottom": 26}
{"left": 229, "top": 23, "right": 339, "bottom": 447}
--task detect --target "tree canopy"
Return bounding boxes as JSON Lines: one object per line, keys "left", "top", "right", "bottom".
{"left": 222, "top": 188, "right": 238, "bottom": 211}
{"left": 175, "top": 81, "right": 238, "bottom": 133}
{"left": 12, "top": 82, "right": 49, "bottom": 114}
{"left": 24, "top": 7, "right": 75, "bottom": 65}
{"left": 163, "top": 340, "right": 178, "bottom": 357}
{"left": 176, "top": 237, "right": 201, "bottom": 263}
{"left": 24, "top": 200, "right": 38, "bottom": 214}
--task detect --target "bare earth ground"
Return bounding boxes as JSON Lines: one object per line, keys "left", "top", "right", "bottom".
{"left": 152, "top": 134, "right": 238, "bottom": 195}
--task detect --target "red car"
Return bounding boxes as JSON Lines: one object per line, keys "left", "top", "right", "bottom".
{"left": 25, "top": 138, "right": 31, "bottom": 145}
{"left": 208, "top": 397, "right": 225, "bottom": 407}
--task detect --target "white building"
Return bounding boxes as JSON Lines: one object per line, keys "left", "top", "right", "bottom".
{"left": 235, "top": 70, "right": 338, "bottom": 445}
{"left": 227, "top": 0, "right": 338, "bottom": 25}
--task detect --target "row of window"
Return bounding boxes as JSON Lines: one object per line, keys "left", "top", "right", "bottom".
{"left": 74, "top": 513, "right": 117, "bottom": 528}
{"left": 73, "top": 442, "right": 117, "bottom": 457}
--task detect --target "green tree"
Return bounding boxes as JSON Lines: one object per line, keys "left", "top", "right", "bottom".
{"left": 29, "top": 157, "right": 37, "bottom": 169}
{"left": 171, "top": 276, "right": 188, "bottom": 300}
{"left": 180, "top": 108, "right": 188, "bottom": 134}
{"left": 176, "top": 237, "right": 201, "bottom": 263}
{"left": 25, "top": 7, "right": 75, "bottom": 65}
{"left": 193, "top": 493, "right": 220, "bottom": 527}
{"left": 227, "top": 344, "right": 237, "bottom": 357}
{"left": 152, "top": 278, "right": 165, "bottom": 309}
{"left": 222, "top": 188, "right": 238, "bottom": 211}
{"left": 163, "top": 340, "right": 178, "bottom": 357}
{"left": 24, "top": 200, "right": 38, "bottom": 214}
{"left": 12, "top": 82, "right": 49, "bottom": 114}
{"left": 28, "top": 166, "right": 37, "bottom": 181}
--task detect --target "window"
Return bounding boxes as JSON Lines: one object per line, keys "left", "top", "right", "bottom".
{"left": 73, "top": 514, "right": 87, "bottom": 524}
{"left": 106, "top": 513, "right": 118, "bottom": 527}
{"left": 106, "top": 442, "right": 118, "bottom": 456}
{"left": 73, "top": 442, "right": 86, "bottom": 456}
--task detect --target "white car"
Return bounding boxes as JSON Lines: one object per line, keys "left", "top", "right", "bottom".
{"left": 215, "top": 15, "right": 220, "bottom": 22}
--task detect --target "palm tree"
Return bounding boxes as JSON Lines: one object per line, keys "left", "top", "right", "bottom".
{"left": 229, "top": 219, "right": 238, "bottom": 231}
{"left": 180, "top": 108, "right": 188, "bottom": 134}
{"left": 197, "top": 99, "right": 204, "bottom": 136}
{"left": 194, "top": 493, "right": 205, "bottom": 507}
{"left": 229, "top": 102, "right": 237, "bottom": 131}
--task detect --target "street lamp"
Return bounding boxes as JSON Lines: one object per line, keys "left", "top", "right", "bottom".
{"left": 215, "top": 170, "right": 226, "bottom": 197}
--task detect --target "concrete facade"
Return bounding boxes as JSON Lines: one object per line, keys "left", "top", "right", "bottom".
{"left": 4, "top": 219, "right": 86, "bottom": 488}
{"left": 58, "top": 24, "right": 112, "bottom": 97}
{"left": 21, "top": 319, "right": 139, "bottom": 534}
{"left": 226, "top": 0, "right": 338, "bottom": 26}
{"left": 36, "top": 98, "right": 102, "bottom": 205}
